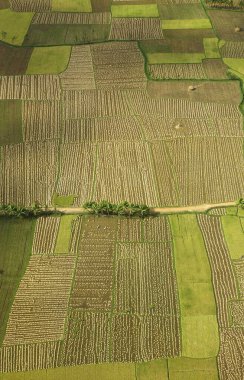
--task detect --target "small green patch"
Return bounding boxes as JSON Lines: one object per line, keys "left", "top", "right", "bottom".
{"left": 111, "top": 4, "right": 159, "bottom": 18}
{"left": 52, "top": 193, "right": 76, "bottom": 208}
{"left": 226, "top": 206, "right": 238, "bottom": 216}
{"left": 136, "top": 359, "right": 168, "bottom": 380}
{"left": 52, "top": 0, "right": 92, "bottom": 12}
{"left": 221, "top": 216, "right": 244, "bottom": 260}
{"left": 147, "top": 52, "right": 205, "bottom": 64}
{"left": 162, "top": 19, "right": 212, "bottom": 30}
{"left": 0, "top": 100, "right": 22, "bottom": 145}
{"left": 181, "top": 315, "right": 219, "bottom": 358}
{"left": 55, "top": 215, "right": 77, "bottom": 254}
{"left": 224, "top": 58, "right": 244, "bottom": 76}
{"left": 168, "top": 357, "right": 218, "bottom": 380}
{"left": 203, "top": 38, "right": 220, "bottom": 58}
{"left": 0, "top": 9, "right": 34, "bottom": 45}
{"left": 26, "top": 46, "right": 71, "bottom": 74}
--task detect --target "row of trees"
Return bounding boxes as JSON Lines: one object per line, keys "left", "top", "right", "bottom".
{"left": 0, "top": 203, "right": 53, "bottom": 218}
{"left": 83, "top": 200, "right": 151, "bottom": 218}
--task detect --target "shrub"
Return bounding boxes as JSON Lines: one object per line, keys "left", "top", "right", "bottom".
{"left": 83, "top": 200, "right": 150, "bottom": 218}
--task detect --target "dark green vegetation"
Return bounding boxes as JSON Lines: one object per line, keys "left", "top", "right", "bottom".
{"left": 83, "top": 200, "right": 151, "bottom": 217}
{"left": 0, "top": 217, "right": 35, "bottom": 345}
{"left": 23, "top": 24, "right": 110, "bottom": 46}
{"left": 0, "top": 204, "right": 54, "bottom": 218}
{"left": 0, "top": 100, "right": 22, "bottom": 145}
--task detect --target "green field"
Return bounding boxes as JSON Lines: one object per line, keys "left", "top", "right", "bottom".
{"left": 162, "top": 19, "right": 212, "bottom": 30}
{"left": 221, "top": 216, "right": 244, "bottom": 260}
{"left": 0, "top": 100, "right": 22, "bottom": 145}
{"left": 203, "top": 38, "right": 221, "bottom": 58}
{"left": 169, "top": 214, "right": 219, "bottom": 358}
{"left": 223, "top": 58, "right": 244, "bottom": 76}
{"left": 26, "top": 46, "right": 71, "bottom": 74}
{"left": 55, "top": 215, "right": 77, "bottom": 254}
{"left": 52, "top": 194, "right": 76, "bottom": 208}
{"left": 0, "top": 218, "right": 35, "bottom": 345}
{"left": 52, "top": 0, "right": 92, "bottom": 12}
{"left": 111, "top": 4, "right": 159, "bottom": 18}
{"left": 0, "top": 9, "right": 33, "bottom": 45}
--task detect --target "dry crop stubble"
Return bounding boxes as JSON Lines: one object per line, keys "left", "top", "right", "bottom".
{"left": 32, "top": 217, "right": 61, "bottom": 255}
{"left": 10, "top": 0, "right": 52, "bottom": 11}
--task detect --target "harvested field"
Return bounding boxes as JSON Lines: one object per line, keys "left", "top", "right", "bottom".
{"left": 111, "top": 314, "right": 180, "bottom": 362}
{"left": 60, "top": 46, "right": 96, "bottom": 91}
{"left": 0, "top": 141, "right": 59, "bottom": 206}
{"left": 109, "top": 18, "right": 163, "bottom": 40}
{"left": 221, "top": 41, "right": 244, "bottom": 58}
{"left": 208, "top": 10, "right": 244, "bottom": 41}
{"left": 115, "top": 242, "right": 179, "bottom": 316}
{"left": 62, "top": 116, "right": 143, "bottom": 143}
{"left": 148, "top": 63, "right": 207, "bottom": 79}
{"left": 10, "top": 0, "right": 51, "bottom": 12}
{"left": 229, "top": 300, "right": 244, "bottom": 327}
{"left": 22, "top": 100, "right": 61, "bottom": 141}
{"left": 32, "top": 217, "right": 61, "bottom": 255}
{"left": 0, "top": 44, "right": 33, "bottom": 76}
{"left": 0, "top": 75, "right": 61, "bottom": 100}
{"left": 233, "top": 259, "right": 244, "bottom": 298}
{"left": 218, "top": 328, "right": 244, "bottom": 380}
{"left": 91, "top": 42, "right": 147, "bottom": 89}
{"left": 197, "top": 215, "right": 239, "bottom": 327}
{"left": 33, "top": 12, "right": 111, "bottom": 25}
{"left": 56, "top": 143, "right": 96, "bottom": 206}
{"left": 146, "top": 80, "right": 242, "bottom": 105}
{"left": 63, "top": 90, "right": 130, "bottom": 119}
{"left": 202, "top": 58, "right": 229, "bottom": 79}
{"left": 0, "top": 218, "right": 35, "bottom": 346}
{"left": 0, "top": 341, "right": 62, "bottom": 373}
{"left": 0, "top": 0, "right": 9, "bottom": 9}
{"left": 70, "top": 217, "right": 117, "bottom": 310}
{"left": 3, "top": 255, "right": 75, "bottom": 345}
{"left": 93, "top": 142, "right": 159, "bottom": 206}
{"left": 125, "top": 89, "right": 241, "bottom": 118}
{"left": 62, "top": 311, "right": 110, "bottom": 366}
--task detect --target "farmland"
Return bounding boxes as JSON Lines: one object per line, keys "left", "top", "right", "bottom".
{"left": 0, "top": 0, "right": 243, "bottom": 379}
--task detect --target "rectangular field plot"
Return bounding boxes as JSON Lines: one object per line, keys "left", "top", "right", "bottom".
{"left": 0, "top": 141, "right": 59, "bottom": 206}
{"left": 3, "top": 255, "right": 75, "bottom": 345}
{"left": 32, "top": 217, "right": 61, "bottom": 255}
{"left": 91, "top": 42, "right": 147, "bottom": 89}
{"left": 60, "top": 45, "right": 96, "bottom": 91}
{"left": 0, "top": 75, "right": 61, "bottom": 100}
{"left": 10, "top": 0, "right": 52, "bottom": 12}
{"left": 114, "top": 242, "right": 179, "bottom": 316}
{"left": 0, "top": 100, "right": 22, "bottom": 145}
{"left": 109, "top": 18, "right": 163, "bottom": 40}
{"left": 33, "top": 12, "right": 111, "bottom": 25}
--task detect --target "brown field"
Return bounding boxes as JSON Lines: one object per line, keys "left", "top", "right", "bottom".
{"left": 32, "top": 217, "right": 61, "bottom": 255}
{"left": 208, "top": 10, "right": 244, "bottom": 41}
{"left": 109, "top": 18, "right": 163, "bottom": 40}
{"left": 91, "top": 42, "right": 147, "bottom": 89}
{"left": 149, "top": 63, "right": 207, "bottom": 79}
{"left": 33, "top": 12, "right": 111, "bottom": 25}
{"left": 221, "top": 41, "right": 244, "bottom": 58}
{"left": 23, "top": 100, "right": 61, "bottom": 141}
{"left": 229, "top": 300, "right": 244, "bottom": 327}
{"left": 10, "top": 0, "right": 52, "bottom": 11}
{"left": 0, "top": 75, "right": 61, "bottom": 100}
{"left": 91, "top": 0, "right": 112, "bottom": 12}
{"left": 197, "top": 215, "right": 239, "bottom": 327}
{"left": 147, "top": 80, "right": 242, "bottom": 105}
{"left": 218, "top": 328, "right": 244, "bottom": 380}
{"left": 202, "top": 58, "right": 228, "bottom": 79}
{"left": 233, "top": 259, "right": 244, "bottom": 298}
{"left": 62, "top": 116, "right": 144, "bottom": 143}
{"left": 0, "top": 45, "right": 33, "bottom": 76}
{"left": 0, "top": 141, "right": 59, "bottom": 206}
{"left": 60, "top": 46, "right": 96, "bottom": 91}
{"left": 3, "top": 255, "right": 75, "bottom": 345}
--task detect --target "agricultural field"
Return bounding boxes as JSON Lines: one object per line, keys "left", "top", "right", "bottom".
{"left": 0, "top": 1, "right": 244, "bottom": 379}
{"left": 0, "top": 213, "right": 243, "bottom": 378}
